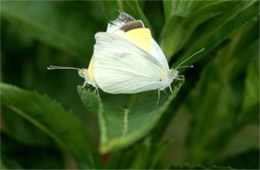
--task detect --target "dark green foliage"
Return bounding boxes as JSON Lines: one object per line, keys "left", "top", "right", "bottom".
{"left": 170, "top": 164, "right": 233, "bottom": 169}
{"left": 0, "top": 83, "right": 94, "bottom": 168}
{"left": 219, "top": 149, "right": 259, "bottom": 169}
{"left": 0, "top": 0, "right": 259, "bottom": 169}
{"left": 185, "top": 19, "right": 259, "bottom": 164}
{"left": 1, "top": 132, "right": 64, "bottom": 169}
{"left": 1, "top": 1, "right": 104, "bottom": 59}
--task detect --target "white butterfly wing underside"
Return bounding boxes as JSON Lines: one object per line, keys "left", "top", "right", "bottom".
{"left": 151, "top": 39, "right": 169, "bottom": 71}
{"left": 93, "top": 32, "right": 167, "bottom": 94}
{"left": 106, "top": 11, "right": 135, "bottom": 33}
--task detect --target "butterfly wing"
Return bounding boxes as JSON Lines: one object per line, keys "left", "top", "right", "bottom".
{"left": 124, "top": 28, "right": 169, "bottom": 72}
{"left": 124, "top": 28, "right": 152, "bottom": 54}
{"left": 106, "top": 11, "right": 135, "bottom": 33}
{"left": 93, "top": 32, "right": 166, "bottom": 94}
{"left": 107, "top": 12, "right": 169, "bottom": 72}
{"left": 151, "top": 39, "right": 169, "bottom": 71}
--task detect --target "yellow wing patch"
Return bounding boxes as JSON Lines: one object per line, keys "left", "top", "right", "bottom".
{"left": 124, "top": 28, "right": 152, "bottom": 54}
{"left": 87, "top": 57, "right": 95, "bottom": 81}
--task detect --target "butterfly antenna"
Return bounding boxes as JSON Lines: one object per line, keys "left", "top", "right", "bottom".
{"left": 47, "top": 65, "right": 79, "bottom": 70}
{"left": 176, "top": 65, "right": 194, "bottom": 69}
{"left": 176, "top": 48, "right": 204, "bottom": 70}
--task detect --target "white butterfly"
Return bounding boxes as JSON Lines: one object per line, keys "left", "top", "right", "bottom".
{"left": 48, "top": 11, "right": 204, "bottom": 98}
{"left": 93, "top": 14, "right": 204, "bottom": 98}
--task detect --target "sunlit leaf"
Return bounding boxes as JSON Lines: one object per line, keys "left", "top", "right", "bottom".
{"left": 78, "top": 80, "right": 184, "bottom": 153}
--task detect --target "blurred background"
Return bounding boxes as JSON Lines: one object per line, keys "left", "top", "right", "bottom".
{"left": 1, "top": 0, "right": 259, "bottom": 169}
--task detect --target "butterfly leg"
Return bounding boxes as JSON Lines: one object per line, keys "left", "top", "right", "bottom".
{"left": 169, "top": 85, "right": 173, "bottom": 93}
{"left": 177, "top": 75, "right": 185, "bottom": 80}
{"left": 81, "top": 81, "right": 88, "bottom": 89}
{"left": 156, "top": 90, "right": 161, "bottom": 106}
{"left": 95, "top": 88, "right": 100, "bottom": 96}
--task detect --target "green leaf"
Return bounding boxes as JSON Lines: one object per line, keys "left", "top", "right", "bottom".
{"left": 78, "top": 87, "right": 100, "bottom": 115}
{"left": 104, "top": 138, "right": 171, "bottom": 169}
{"left": 221, "top": 124, "right": 259, "bottom": 159}
{"left": 102, "top": 0, "right": 119, "bottom": 21}
{"left": 102, "top": 0, "right": 152, "bottom": 32}
{"left": 129, "top": 138, "right": 152, "bottom": 169}
{"left": 163, "top": 0, "right": 222, "bottom": 21}
{"left": 2, "top": 107, "right": 52, "bottom": 147}
{"left": 242, "top": 57, "right": 259, "bottom": 112}
{"left": 161, "top": 1, "right": 258, "bottom": 61}
{"left": 78, "top": 80, "right": 184, "bottom": 153}
{"left": 219, "top": 149, "right": 259, "bottom": 169}
{"left": 161, "top": 1, "right": 237, "bottom": 58}
{"left": 238, "top": 56, "right": 260, "bottom": 126}
{"left": 185, "top": 17, "right": 259, "bottom": 163}
{"left": 1, "top": 132, "right": 64, "bottom": 169}
{"left": 173, "top": 1, "right": 258, "bottom": 66}
{"left": 0, "top": 83, "right": 93, "bottom": 168}
{"left": 163, "top": 0, "right": 193, "bottom": 20}
{"left": 149, "top": 139, "right": 172, "bottom": 169}
{"left": 1, "top": 156, "right": 23, "bottom": 170}
{"left": 128, "top": 137, "right": 171, "bottom": 169}
{"left": 1, "top": 1, "right": 101, "bottom": 58}
{"left": 170, "top": 164, "right": 233, "bottom": 169}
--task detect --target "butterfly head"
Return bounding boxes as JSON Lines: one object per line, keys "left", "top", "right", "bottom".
{"left": 168, "top": 69, "right": 179, "bottom": 80}
{"left": 78, "top": 69, "right": 88, "bottom": 79}
{"left": 79, "top": 68, "right": 97, "bottom": 88}
{"left": 78, "top": 69, "right": 95, "bottom": 88}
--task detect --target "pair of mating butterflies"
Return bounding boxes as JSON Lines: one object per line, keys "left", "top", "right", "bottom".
{"left": 48, "top": 12, "right": 203, "bottom": 97}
